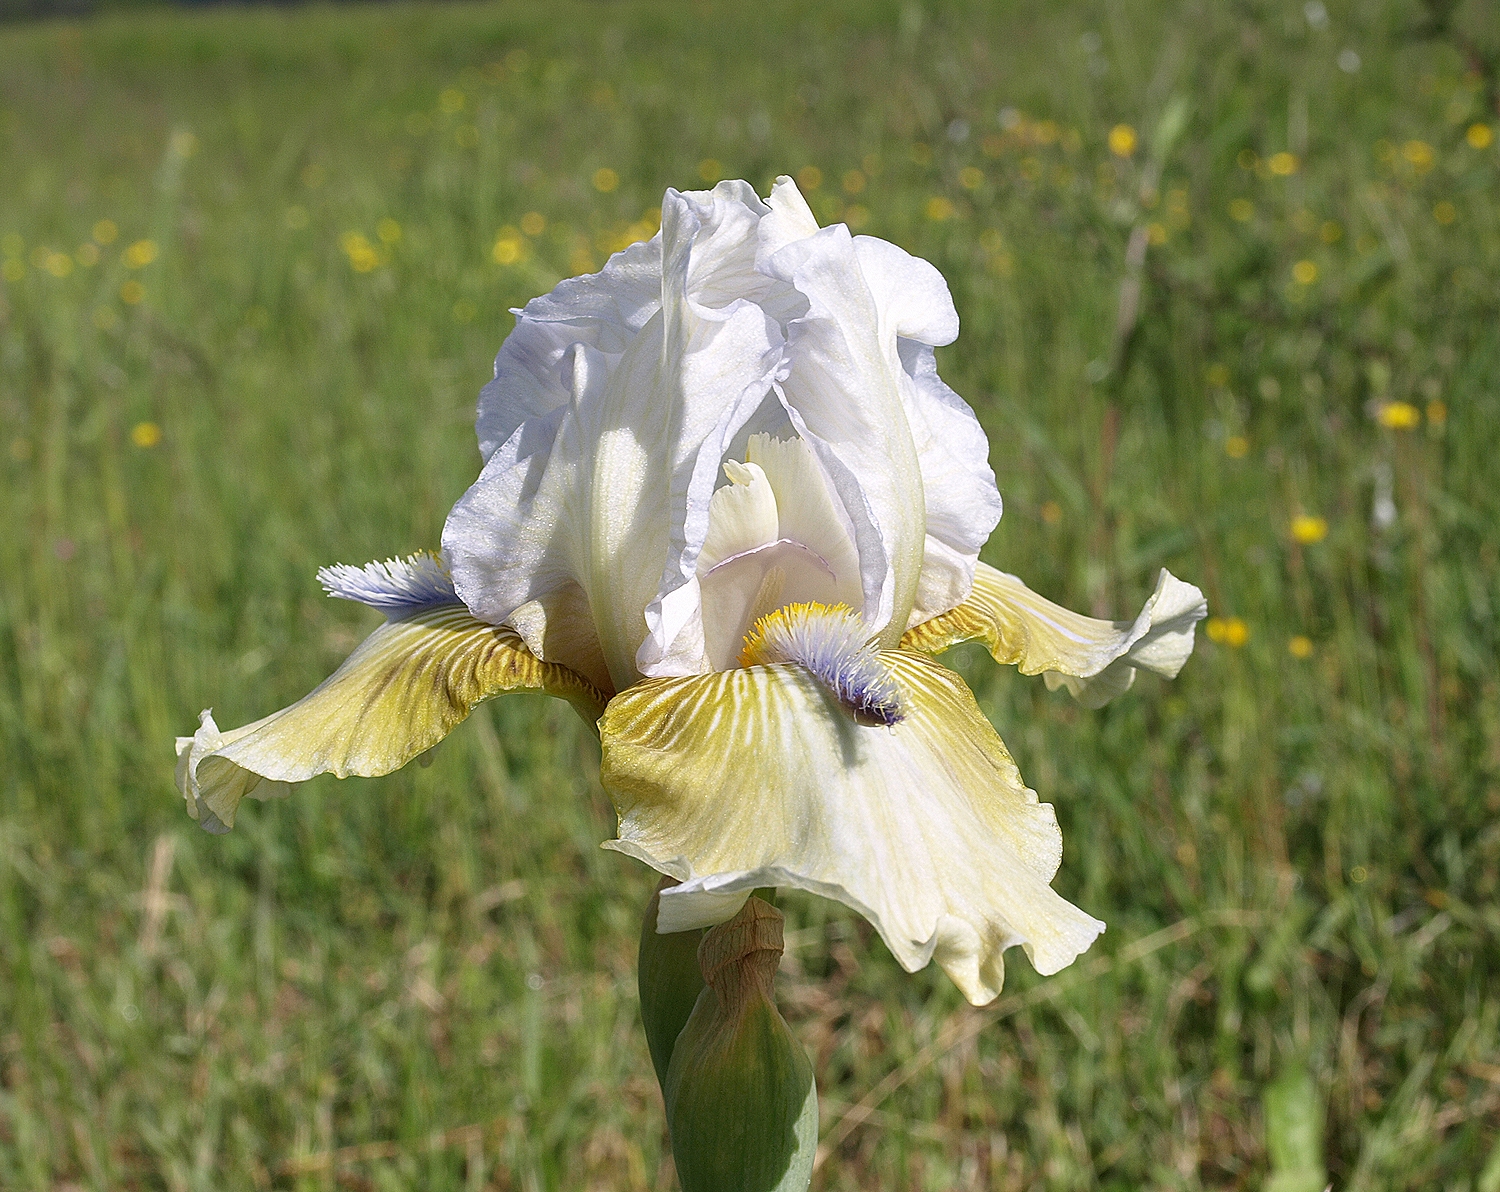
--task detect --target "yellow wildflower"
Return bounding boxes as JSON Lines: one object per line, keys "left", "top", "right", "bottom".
{"left": 1290, "top": 515, "right": 1328, "bottom": 545}
{"left": 124, "top": 240, "right": 159, "bottom": 268}
{"left": 1205, "top": 617, "right": 1249, "bottom": 647}
{"left": 1268, "top": 152, "right": 1299, "bottom": 176}
{"left": 131, "top": 421, "right": 162, "bottom": 448}
{"left": 593, "top": 167, "right": 620, "bottom": 193}
{"left": 1108, "top": 124, "right": 1137, "bottom": 157}
{"left": 1288, "top": 635, "right": 1314, "bottom": 659}
{"left": 1467, "top": 123, "right": 1494, "bottom": 150}
{"left": 1377, "top": 401, "right": 1420, "bottom": 430}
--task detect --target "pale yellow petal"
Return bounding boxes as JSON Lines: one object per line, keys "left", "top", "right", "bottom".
{"left": 697, "top": 460, "right": 780, "bottom": 573}
{"left": 176, "top": 605, "right": 606, "bottom": 833}
{"left": 901, "top": 562, "right": 1207, "bottom": 709}
{"left": 599, "top": 652, "right": 1103, "bottom": 1005}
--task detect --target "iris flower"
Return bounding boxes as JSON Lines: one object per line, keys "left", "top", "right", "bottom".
{"left": 176, "top": 178, "right": 1205, "bottom": 1005}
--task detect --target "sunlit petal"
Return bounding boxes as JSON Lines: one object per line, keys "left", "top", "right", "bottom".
{"left": 902, "top": 563, "right": 1207, "bottom": 708}
{"left": 599, "top": 652, "right": 1104, "bottom": 1005}
{"left": 176, "top": 605, "right": 605, "bottom": 833}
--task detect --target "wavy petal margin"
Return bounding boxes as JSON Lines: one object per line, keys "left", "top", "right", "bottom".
{"left": 175, "top": 604, "right": 606, "bottom": 833}
{"left": 901, "top": 562, "right": 1207, "bottom": 709}
{"left": 598, "top": 651, "right": 1103, "bottom": 1005}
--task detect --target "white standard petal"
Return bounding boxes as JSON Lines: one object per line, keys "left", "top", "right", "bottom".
{"left": 895, "top": 339, "right": 1004, "bottom": 627}
{"left": 447, "top": 184, "right": 792, "bottom": 690}
{"left": 769, "top": 217, "right": 928, "bottom": 649}
{"left": 475, "top": 237, "right": 663, "bottom": 462}
{"left": 599, "top": 651, "right": 1105, "bottom": 1005}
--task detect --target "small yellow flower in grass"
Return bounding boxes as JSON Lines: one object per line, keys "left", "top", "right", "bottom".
{"left": 131, "top": 421, "right": 162, "bottom": 448}
{"left": 958, "top": 166, "right": 984, "bottom": 190}
{"left": 1108, "top": 124, "right": 1137, "bottom": 157}
{"left": 340, "top": 232, "right": 380, "bottom": 273}
{"left": 2, "top": 258, "right": 23, "bottom": 282}
{"left": 1402, "top": 140, "right": 1434, "bottom": 173}
{"left": 1377, "top": 401, "right": 1420, "bottom": 430}
{"left": 1350, "top": 865, "right": 1368, "bottom": 884}
{"left": 377, "top": 219, "right": 402, "bottom": 245}
{"left": 1040, "top": 500, "right": 1062, "bottom": 525}
{"left": 491, "top": 227, "right": 523, "bottom": 265}
{"left": 1205, "top": 616, "right": 1249, "bottom": 647}
{"left": 439, "top": 87, "right": 465, "bottom": 114}
{"left": 1288, "top": 635, "right": 1314, "bottom": 659}
{"left": 593, "top": 167, "right": 620, "bottom": 193}
{"left": 842, "top": 169, "right": 866, "bottom": 195}
{"left": 125, "top": 240, "right": 159, "bottom": 268}
{"left": 1467, "top": 123, "right": 1494, "bottom": 150}
{"left": 1292, "top": 260, "right": 1318, "bottom": 285}
{"left": 76, "top": 243, "right": 100, "bottom": 267}
{"left": 120, "top": 279, "right": 145, "bottom": 304}
{"left": 1229, "top": 198, "right": 1254, "bottom": 222}
{"left": 924, "top": 196, "right": 955, "bottom": 221}
{"left": 92, "top": 219, "right": 118, "bottom": 245}
{"left": 1433, "top": 201, "right": 1456, "bottom": 226}
{"left": 1268, "top": 151, "right": 1299, "bottom": 176}
{"left": 1290, "top": 515, "right": 1328, "bottom": 545}
{"left": 796, "top": 166, "right": 823, "bottom": 192}
{"left": 1426, "top": 399, "right": 1447, "bottom": 426}
{"left": 698, "top": 158, "right": 721, "bottom": 183}
{"left": 1224, "top": 435, "right": 1249, "bottom": 459}
{"left": 45, "top": 252, "right": 73, "bottom": 278}
{"left": 520, "top": 211, "right": 546, "bottom": 237}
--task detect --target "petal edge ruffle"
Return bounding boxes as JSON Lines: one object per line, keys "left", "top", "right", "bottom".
{"left": 598, "top": 651, "right": 1103, "bottom": 1005}
{"left": 901, "top": 563, "right": 1207, "bottom": 709}
{"left": 175, "top": 604, "right": 605, "bottom": 833}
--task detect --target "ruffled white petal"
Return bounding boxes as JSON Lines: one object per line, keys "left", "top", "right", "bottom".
{"left": 599, "top": 652, "right": 1105, "bottom": 1005}
{"left": 767, "top": 219, "right": 928, "bottom": 647}
{"left": 896, "top": 340, "right": 1005, "bottom": 627}
{"left": 446, "top": 183, "right": 793, "bottom": 690}
{"left": 175, "top": 604, "right": 606, "bottom": 833}
{"left": 450, "top": 175, "right": 1010, "bottom": 683}
{"left": 475, "top": 238, "right": 663, "bottom": 462}
{"left": 903, "top": 563, "right": 1208, "bottom": 709}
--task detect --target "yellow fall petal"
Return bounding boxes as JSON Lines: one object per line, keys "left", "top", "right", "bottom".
{"left": 175, "top": 604, "right": 606, "bottom": 833}
{"left": 901, "top": 562, "right": 1206, "bottom": 708}
{"left": 599, "top": 651, "right": 1104, "bottom": 1005}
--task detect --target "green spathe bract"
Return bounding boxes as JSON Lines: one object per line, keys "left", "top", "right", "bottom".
{"left": 637, "top": 879, "right": 706, "bottom": 1089}
{"left": 662, "top": 897, "right": 817, "bottom": 1192}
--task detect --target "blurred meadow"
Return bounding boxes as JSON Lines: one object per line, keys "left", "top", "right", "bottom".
{"left": 3, "top": 0, "right": 1500, "bottom": 1187}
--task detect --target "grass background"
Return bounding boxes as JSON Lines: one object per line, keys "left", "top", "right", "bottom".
{"left": 3, "top": 0, "right": 1500, "bottom": 1187}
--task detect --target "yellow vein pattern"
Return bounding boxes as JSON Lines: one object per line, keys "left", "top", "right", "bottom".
{"left": 176, "top": 604, "right": 606, "bottom": 832}
{"left": 900, "top": 562, "right": 1206, "bottom": 708}
{"left": 599, "top": 650, "right": 1103, "bottom": 1005}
